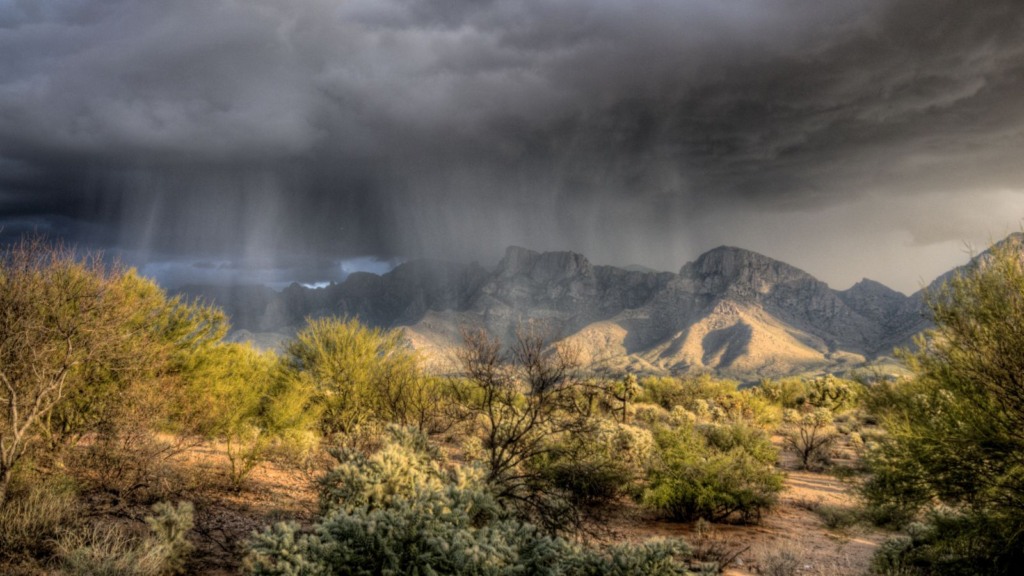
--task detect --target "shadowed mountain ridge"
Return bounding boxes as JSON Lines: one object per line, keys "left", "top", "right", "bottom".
{"left": 178, "top": 235, "right": 1024, "bottom": 380}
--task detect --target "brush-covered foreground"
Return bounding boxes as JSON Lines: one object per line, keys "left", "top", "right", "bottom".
{"left": 4, "top": 235, "right": 1024, "bottom": 575}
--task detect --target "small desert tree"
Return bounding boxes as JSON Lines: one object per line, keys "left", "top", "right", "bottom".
{"left": 0, "top": 236, "right": 228, "bottom": 502}
{"left": 863, "top": 237, "right": 1024, "bottom": 573}
{"left": 51, "top": 270, "right": 227, "bottom": 444}
{"left": 186, "top": 342, "right": 316, "bottom": 488}
{"left": 781, "top": 407, "right": 837, "bottom": 470}
{"left": 455, "top": 327, "right": 602, "bottom": 533}
{"left": 281, "top": 317, "right": 422, "bottom": 435}
{"left": 0, "top": 238, "right": 140, "bottom": 502}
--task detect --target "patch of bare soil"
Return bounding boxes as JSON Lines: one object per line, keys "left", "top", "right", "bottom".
{"left": 599, "top": 466, "right": 885, "bottom": 575}
{"left": 170, "top": 444, "right": 318, "bottom": 575}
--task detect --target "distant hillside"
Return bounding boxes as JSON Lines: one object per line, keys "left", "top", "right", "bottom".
{"left": 176, "top": 234, "right": 1024, "bottom": 381}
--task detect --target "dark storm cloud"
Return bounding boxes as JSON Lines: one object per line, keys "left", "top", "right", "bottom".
{"left": 1, "top": 0, "right": 1023, "bottom": 290}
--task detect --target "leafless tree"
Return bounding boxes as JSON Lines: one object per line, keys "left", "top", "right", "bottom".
{"left": 455, "top": 326, "right": 595, "bottom": 534}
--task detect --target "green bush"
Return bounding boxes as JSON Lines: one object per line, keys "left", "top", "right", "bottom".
{"left": 757, "top": 376, "right": 861, "bottom": 412}
{"left": 643, "top": 422, "right": 782, "bottom": 523}
{"left": 637, "top": 377, "right": 689, "bottom": 410}
{"left": 281, "top": 318, "right": 425, "bottom": 436}
{"left": 815, "top": 504, "right": 861, "bottom": 530}
{"left": 861, "top": 239, "right": 1024, "bottom": 572}
{"left": 246, "top": 427, "right": 694, "bottom": 576}
{"left": 638, "top": 375, "right": 738, "bottom": 413}
{"left": 869, "top": 513, "right": 1024, "bottom": 576}
{"left": 532, "top": 419, "right": 654, "bottom": 508}
{"left": 186, "top": 342, "right": 316, "bottom": 488}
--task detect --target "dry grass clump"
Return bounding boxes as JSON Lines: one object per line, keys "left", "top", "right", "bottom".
{"left": 0, "top": 472, "right": 80, "bottom": 562}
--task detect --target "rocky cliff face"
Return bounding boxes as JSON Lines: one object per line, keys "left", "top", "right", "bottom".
{"left": 178, "top": 239, "right": 1013, "bottom": 380}
{"left": 679, "top": 247, "right": 895, "bottom": 354}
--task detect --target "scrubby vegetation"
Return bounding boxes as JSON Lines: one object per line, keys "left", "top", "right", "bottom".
{"left": 643, "top": 422, "right": 780, "bottom": 523}
{"left": 860, "top": 240, "right": 1024, "bottom": 575}
{"left": 246, "top": 426, "right": 693, "bottom": 576}
{"left": 5, "top": 233, "right": 1024, "bottom": 575}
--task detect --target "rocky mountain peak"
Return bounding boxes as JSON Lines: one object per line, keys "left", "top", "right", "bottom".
{"left": 681, "top": 245, "right": 816, "bottom": 298}
{"left": 178, "top": 236, "right": 1024, "bottom": 381}
{"left": 497, "top": 246, "right": 594, "bottom": 283}
{"left": 837, "top": 278, "right": 911, "bottom": 327}
{"left": 843, "top": 278, "right": 904, "bottom": 300}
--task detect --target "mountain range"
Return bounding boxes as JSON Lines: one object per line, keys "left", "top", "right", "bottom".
{"left": 177, "top": 234, "right": 1021, "bottom": 381}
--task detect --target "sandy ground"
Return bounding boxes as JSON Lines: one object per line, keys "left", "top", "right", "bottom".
{"left": 594, "top": 464, "right": 886, "bottom": 575}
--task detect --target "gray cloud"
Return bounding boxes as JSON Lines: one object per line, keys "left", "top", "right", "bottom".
{"left": 1, "top": 0, "right": 1023, "bottom": 291}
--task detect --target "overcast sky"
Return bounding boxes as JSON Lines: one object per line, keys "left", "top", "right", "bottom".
{"left": 1, "top": 0, "right": 1023, "bottom": 293}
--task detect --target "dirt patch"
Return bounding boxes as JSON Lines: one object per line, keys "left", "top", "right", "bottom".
{"left": 158, "top": 443, "right": 319, "bottom": 574}
{"left": 599, "top": 463, "right": 887, "bottom": 575}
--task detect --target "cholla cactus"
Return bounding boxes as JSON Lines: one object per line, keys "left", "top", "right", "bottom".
{"left": 610, "top": 374, "right": 640, "bottom": 423}
{"left": 246, "top": 427, "right": 694, "bottom": 576}
{"left": 144, "top": 501, "right": 194, "bottom": 574}
{"left": 317, "top": 426, "right": 454, "bottom": 515}
{"left": 804, "top": 375, "right": 856, "bottom": 411}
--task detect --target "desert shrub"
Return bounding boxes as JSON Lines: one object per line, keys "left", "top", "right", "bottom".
{"left": 725, "top": 391, "right": 781, "bottom": 427}
{"left": 780, "top": 407, "right": 838, "bottom": 470}
{"left": 666, "top": 405, "right": 697, "bottom": 426}
{"left": 638, "top": 375, "right": 740, "bottom": 414}
{"left": 184, "top": 342, "right": 318, "bottom": 488}
{"left": 643, "top": 422, "right": 782, "bottom": 523}
{"left": 861, "top": 240, "right": 1024, "bottom": 572}
{"left": 686, "top": 519, "right": 748, "bottom": 573}
{"left": 868, "top": 517, "right": 1010, "bottom": 576}
{"left": 71, "top": 413, "right": 203, "bottom": 503}
{"left": 532, "top": 419, "right": 654, "bottom": 508}
{"left": 758, "top": 548, "right": 801, "bottom": 576}
{"left": 815, "top": 504, "right": 862, "bottom": 530}
{"left": 640, "top": 376, "right": 777, "bottom": 427}
{"left": 632, "top": 403, "right": 672, "bottom": 426}
{"left": 185, "top": 343, "right": 278, "bottom": 486}
{"left": 756, "top": 377, "right": 807, "bottom": 408}
{"left": 758, "top": 375, "right": 861, "bottom": 413}
{"left": 57, "top": 500, "right": 195, "bottom": 576}
{"left": 57, "top": 523, "right": 167, "bottom": 576}
{"left": 701, "top": 422, "right": 776, "bottom": 464}
{"left": 870, "top": 534, "right": 919, "bottom": 576}
{"left": 245, "top": 427, "right": 693, "bottom": 576}
{"left": 0, "top": 470, "right": 79, "bottom": 562}
{"left": 637, "top": 377, "right": 689, "bottom": 410}
{"left": 282, "top": 317, "right": 440, "bottom": 436}
{"left": 533, "top": 445, "right": 630, "bottom": 511}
